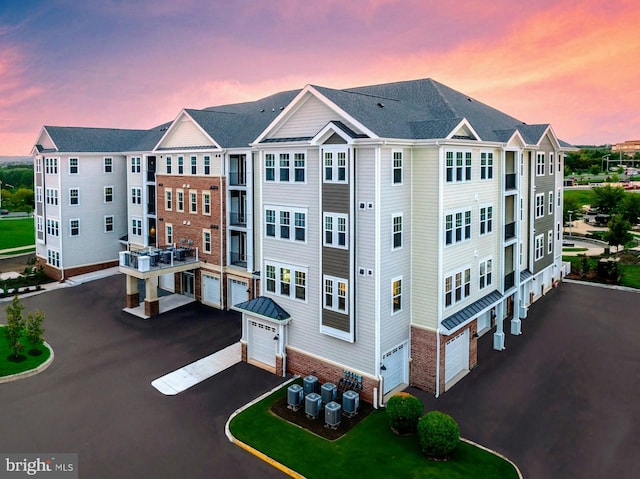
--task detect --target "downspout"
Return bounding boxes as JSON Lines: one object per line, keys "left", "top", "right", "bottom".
{"left": 435, "top": 141, "right": 443, "bottom": 398}
{"left": 435, "top": 326, "right": 441, "bottom": 398}
{"left": 220, "top": 155, "right": 225, "bottom": 310}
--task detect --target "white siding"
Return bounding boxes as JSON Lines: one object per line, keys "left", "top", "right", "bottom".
{"left": 160, "top": 118, "right": 213, "bottom": 148}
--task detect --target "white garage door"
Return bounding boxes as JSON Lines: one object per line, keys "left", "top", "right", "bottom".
{"left": 382, "top": 343, "right": 407, "bottom": 394}
{"left": 229, "top": 279, "right": 248, "bottom": 309}
{"left": 248, "top": 320, "right": 276, "bottom": 367}
{"left": 159, "top": 273, "right": 174, "bottom": 292}
{"left": 202, "top": 274, "right": 221, "bottom": 307}
{"left": 445, "top": 329, "right": 469, "bottom": 383}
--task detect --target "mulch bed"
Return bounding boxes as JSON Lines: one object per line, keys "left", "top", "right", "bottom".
{"left": 270, "top": 394, "right": 376, "bottom": 441}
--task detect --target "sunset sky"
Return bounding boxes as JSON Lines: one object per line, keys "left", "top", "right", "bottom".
{"left": 1, "top": 0, "right": 639, "bottom": 155}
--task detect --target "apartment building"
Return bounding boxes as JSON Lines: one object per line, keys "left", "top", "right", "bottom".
{"left": 32, "top": 78, "right": 572, "bottom": 399}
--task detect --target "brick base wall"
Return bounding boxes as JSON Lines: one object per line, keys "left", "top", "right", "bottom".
{"left": 285, "top": 347, "right": 379, "bottom": 404}
{"left": 36, "top": 256, "right": 118, "bottom": 282}
{"left": 125, "top": 293, "right": 140, "bottom": 308}
{"left": 240, "top": 342, "right": 247, "bottom": 362}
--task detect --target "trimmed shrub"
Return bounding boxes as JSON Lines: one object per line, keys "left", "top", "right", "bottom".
{"left": 386, "top": 392, "right": 424, "bottom": 435}
{"left": 417, "top": 411, "right": 460, "bottom": 460}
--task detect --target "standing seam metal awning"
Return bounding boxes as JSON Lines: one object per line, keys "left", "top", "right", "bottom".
{"left": 441, "top": 290, "right": 503, "bottom": 331}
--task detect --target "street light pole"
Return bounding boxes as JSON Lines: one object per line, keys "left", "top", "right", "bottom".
{"left": 569, "top": 211, "right": 573, "bottom": 237}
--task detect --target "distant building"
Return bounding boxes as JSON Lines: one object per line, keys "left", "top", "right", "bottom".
{"left": 612, "top": 140, "right": 640, "bottom": 156}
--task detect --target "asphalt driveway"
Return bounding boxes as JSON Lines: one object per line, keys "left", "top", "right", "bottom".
{"left": 412, "top": 281, "right": 640, "bottom": 479}
{"left": 0, "top": 275, "right": 287, "bottom": 479}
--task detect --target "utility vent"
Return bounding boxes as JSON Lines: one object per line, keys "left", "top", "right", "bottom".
{"left": 358, "top": 268, "right": 366, "bottom": 276}
{"left": 367, "top": 202, "right": 374, "bottom": 209}
{"left": 359, "top": 202, "right": 366, "bottom": 209}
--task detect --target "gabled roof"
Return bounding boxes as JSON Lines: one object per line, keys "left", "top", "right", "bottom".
{"left": 39, "top": 126, "right": 152, "bottom": 153}
{"left": 234, "top": 296, "right": 291, "bottom": 322}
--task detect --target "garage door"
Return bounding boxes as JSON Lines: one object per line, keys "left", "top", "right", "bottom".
{"left": 445, "top": 329, "right": 469, "bottom": 383}
{"left": 382, "top": 343, "right": 407, "bottom": 394}
{"left": 202, "top": 274, "right": 221, "bottom": 307}
{"left": 248, "top": 320, "right": 276, "bottom": 367}
{"left": 159, "top": 273, "right": 174, "bottom": 292}
{"left": 229, "top": 279, "right": 248, "bottom": 309}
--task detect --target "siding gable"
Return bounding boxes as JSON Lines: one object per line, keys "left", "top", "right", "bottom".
{"left": 158, "top": 117, "right": 215, "bottom": 149}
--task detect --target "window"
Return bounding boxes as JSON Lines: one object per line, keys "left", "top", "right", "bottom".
{"left": 45, "top": 158, "right": 58, "bottom": 174}
{"left": 69, "top": 188, "right": 79, "bottom": 206}
{"left": 480, "top": 206, "right": 493, "bottom": 235}
{"left": 549, "top": 153, "right": 554, "bottom": 175}
{"left": 280, "top": 268, "right": 290, "bottom": 296}
{"left": 46, "top": 188, "right": 59, "bottom": 206}
{"left": 204, "top": 156, "right": 210, "bottom": 175}
{"left": 203, "top": 230, "right": 211, "bottom": 253}
{"left": 324, "top": 150, "right": 348, "bottom": 183}
{"left": 104, "top": 216, "right": 114, "bottom": 232}
{"left": 178, "top": 156, "right": 184, "bottom": 174}
{"left": 324, "top": 276, "right": 348, "bottom": 313}
{"left": 191, "top": 156, "right": 197, "bottom": 175}
{"left": 557, "top": 188, "right": 561, "bottom": 208}
{"left": 557, "top": 223, "right": 561, "bottom": 241}
{"left": 69, "top": 158, "right": 78, "bottom": 174}
{"left": 558, "top": 154, "right": 562, "bottom": 173}
{"left": 279, "top": 153, "right": 290, "bottom": 181}
{"left": 446, "top": 150, "right": 471, "bottom": 182}
{"left": 265, "top": 209, "right": 276, "bottom": 237}
{"left": 203, "top": 192, "right": 211, "bottom": 215}
{"left": 166, "top": 224, "right": 173, "bottom": 245}
{"left": 36, "top": 187, "right": 43, "bottom": 204}
{"left": 104, "top": 186, "right": 113, "bottom": 203}
{"left": 46, "top": 219, "right": 59, "bottom": 237}
{"left": 445, "top": 267, "right": 471, "bottom": 307}
{"left": 131, "top": 187, "right": 142, "bottom": 205}
{"left": 294, "top": 212, "right": 305, "bottom": 241}
{"left": 69, "top": 219, "right": 80, "bottom": 237}
{"left": 535, "top": 234, "right": 544, "bottom": 260}
{"left": 166, "top": 156, "right": 172, "bottom": 174}
{"left": 265, "top": 154, "right": 275, "bottom": 181}
{"left": 535, "top": 193, "right": 545, "bottom": 218}
{"left": 47, "top": 249, "right": 60, "bottom": 267}
{"left": 294, "top": 153, "right": 305, "bottom": 182}
{"left": 479, "top": 259, "right": 492, "bottom": 289}
{"left": 177, "top": 190, "right": 184, "bottom": 212}
{"left": 392, "top": 214, "right": 402, "bottom": 249}
{"left": 393, "top": 151, "right": 402, "bottom": 184}
{"left": 295, "top": 270, "right": 306, "bottom": 300}
{"left": 190, "top": 191, "right": 197, "bottom": 213}
{"left": 131, "top": 157, "right": 141, "bottom": 173}
{"left": 445, "top": 214, "right": 453, "bottom": 245}
{"left": 280, "top": 211, "right": 290, "bottom": 238}
{"left": 36, "top": 216, "right": 43, "bottom": 233}
{"left": 36, "top": 158, "right": 41, "bottom": 173}
{"left": 324, "top": 213, "right": 348, "bottom": 248}
{"left": 480, "top": 152, "right": 493, "bottom": 179}
{"left": 446, "top": 210, "right": 472, "bottom": 244}
{"left": 132, "top": 218, "right": 142, "bottom": 236}
{"left": 165, "top": 189, "right": 172, "bottom": 210}
{"left": 104, "top": 157, "right": 112, "bottom": 173}
{"left": 536, "top": 153, "right": 545, "bottom": 176}
{"left": 392, "top": 278, "right": 402, "bottom": 313}
{"left": 549, "top": 192, "right": 554, "bottom": 215}
{"left": 548, "top": 230, "right": 553, "bottom": 254}
{"left": 266, "top": 265, "right": 276, "bottom": 292}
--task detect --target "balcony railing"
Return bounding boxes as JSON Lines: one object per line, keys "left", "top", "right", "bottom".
{"left": 147, "top": 171, "right": 156, "bottom": 182}
{"left": 504, "top": 271, "right": 515, "bottom": 291}
{"left": 230, "top": 211, "right": 246, "bottom": 226}
{"left": 504, "top": 221, "right": 516, "bottom": 241}
{"left": 229, "top": 171, "right": 246, "bottom": 186}
{"left": 147, "top": 203, "right": 156, "bottom": 215}
{"left": 119, "top": 246, "right": 198, "bottom": 273}
{"left": 505, "top": 173, "right": 517, "bottom": 190}
{"left": 230, "top": 251, "right": 247, "bottom": 267}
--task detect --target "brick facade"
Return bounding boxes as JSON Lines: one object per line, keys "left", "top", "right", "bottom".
{"left": 36, "top": 255, "right": 118, "bottom": 282}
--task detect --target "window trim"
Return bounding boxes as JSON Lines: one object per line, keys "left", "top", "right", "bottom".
{"left": 323, "top": 275, "right": 348, "bottom": 314}
{"left": 392, "top": 150, "right": 403, "bottom": 185}
{"left": 480, "top": 151, "right": 494, "bottom": 180}
{"left": 265, "top": 205, "right": 307, "bottom": 243}
{"left": 103, "top": 157, "right": 112, "bottom": 174}
{"left": 176, "top": 189, "right": 184, "bottom": 212}
{"left": 445, "top": 208, "right": 472, "bottom": 245}
{"left": 69, "top": 188, "right": 79, "bottom": 206}
{"left": 264, "top": 151, "right": 307, "bottom": 183}
{"left": 479, "top": 205, "right": 493, "bottom": 235}
{"left": 323, "top": 147, "right": 348, "bottom": 184}
{"left": 549, "top": 192, "right": 554, "bottom": 216}
{"left": 131, "top": 217, "right": 142, "bottom": 237}
{"left": 392, "top": 213, "right": 402, "bottom": 250}
{"left": 264, "top": 260, "right": 308, "bottom": 303}
{"left": 69, "top": 218, "right": 80, "bottom": 237}
{"left": 203, "top": 229, "right": 212, "bottom": 254}
{"left": 104, "top": 215, "right": 114, "bottom": 233}
{"left": 324, "top": 213, "right": 348, "bottom": 249}
{"left": 104, "top": 186, "right": 114, "bottom": 204}
{"left": 444, "top": 266, "right": 471, "bottom": 308}
{"left": 479, "top": 258, "right": 493, "bottom": 290}
{"left": 536, "top": 153, "right": 545, "bottom": 176}
{"left": 165, "top": 188, "right": 173, "bottom": 211}
{"left": 535, "top": 193, "right": 545, "bottom": 218}
{"left": 534, "top": 234, "right": 544, "bottom": 261}
{"left": 391, "top": 276, "right": 402, "bottom": 314}
{"left": 166, "top": 223, "right": 173, "bottom": 245}
{"left": 191, "top": 156, "right": 197, "bottom": 175}
{"left": 202, "top": 192, "right": 211, "bottom": 215}
{"left": 131, "top": 187, "right": 142, "bottom": 205}
{"left": 69, "top": 158, "right": 79, "bottom": 175}
{"left": 548, "top": 229, "right": 553, "bottom": 255}
{"left": 189, "top": 190, "right": 197, "bottom": 214}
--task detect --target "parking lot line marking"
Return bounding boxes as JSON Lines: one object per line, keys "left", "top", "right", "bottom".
{"left": 151, "top": 342, "right": 241, "bottom": 395}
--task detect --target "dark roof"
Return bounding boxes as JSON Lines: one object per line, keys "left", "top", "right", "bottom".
{"left": 441, "top": 290, "right": 503, "bottom": 331}
{"left": 520, "top": 269, "right": 533, "bottom": 281}
{"left": 234, "top": 296, "right": 290, "bottom": 321}
{"left": 42, "top": 126, "right": 152, "bottom": 153}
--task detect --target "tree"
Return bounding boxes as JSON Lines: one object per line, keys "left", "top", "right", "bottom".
{"left": 592, "top": 185, "right": 625, "bottom": 214}
{"left": 25, "top": 310, "right": 45, "bottom": 355}
{"left": 605, "top": 214, "right": 634, "bottom": 252}
{"left": 620, "top": 193, "right": 640, "bottom": 225}
{"left": 563, "top": 196, "right": 582, "bottom": 223}
{"left": 4, "top": 295, "right": 25, "bottom": 360}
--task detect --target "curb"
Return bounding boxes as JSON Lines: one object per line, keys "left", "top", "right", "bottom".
{"left": 562, "top": 278, "right": 640, "bottom": 293}
{"left": 225, "top": 376, "right": 305, "bottom": 479}
{"left": 461, "top": 438, "right": 524, "bottom": 479}
{"left": 0, "top": 341, "right": 54, "bottom": 384}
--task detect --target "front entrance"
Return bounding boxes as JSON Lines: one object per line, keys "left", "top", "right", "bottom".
{"left": 183, "top": 272, "right": 195, "bottom": 298}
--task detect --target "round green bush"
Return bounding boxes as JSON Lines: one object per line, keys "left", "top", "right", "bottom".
{"left": 417, "top": 411, "right": 460, "bottom": 460}
{"left": 386, "top": 392, "right": 424, "bottom": 435}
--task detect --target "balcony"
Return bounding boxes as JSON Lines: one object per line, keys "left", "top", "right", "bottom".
{"left": 119, "top": 247, "right": 199, "bottom": 276}
{"left": 230, "top": 251, "right": 247, "bottom": 268}
{"left": 147, "top": 203, "right": 156, "bottom": 215}
{"left": 228, "top": 171, "right": 246, "bottom": 186}
{"left": 504, "top": 271, "right": 515, "bottom": 291}
{"left": 504, "top": 221, "right": 516, "bottom": 241}
{"left": 230, "top": 211, "right": 246, "bottom": 226}
{"left": 147, "top": 171, "right": 156, "bottom": 182}
{"left": 505, "top": 173, "right": 517, "bottom": 190}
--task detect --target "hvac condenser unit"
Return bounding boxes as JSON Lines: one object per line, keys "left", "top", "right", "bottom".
{"left": 325, "top": 401, "right": 342, "bottom": 429}
{"left": 305, "top": 393, "right": 322, "bottom": 419}
{"left": 321, "top": 382, "right": 337, "bottom": 404}
{"left": 342, "top": 390, "right": 360, "bottom": 417}
{"left": 287, "top": 384, "right": 304, "bottom": 411}
{"left": 303, "top": 375, "right": 318, "bottom": 395}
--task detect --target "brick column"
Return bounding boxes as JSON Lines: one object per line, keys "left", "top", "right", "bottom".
{"left": 125, "top": 275, "right": 139, "bottom": 308}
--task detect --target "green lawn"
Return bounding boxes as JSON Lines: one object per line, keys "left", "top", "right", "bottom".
{"left": 0, "top": 326, "right": 50, "bottom": 376}
{"left": 620, "top": 264, "right": 640, "bottom": 289}
{"left": 229, "top": 385, "right": 519, "bottom": 479}
{"left": 0, "top": 217, "right": 35, "bottom": 250}
{"left": 563, "top": 188, "right": 596, "bottom": 208}
{"left": 562, "top": 247, "right": 588, "bottom": 252}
